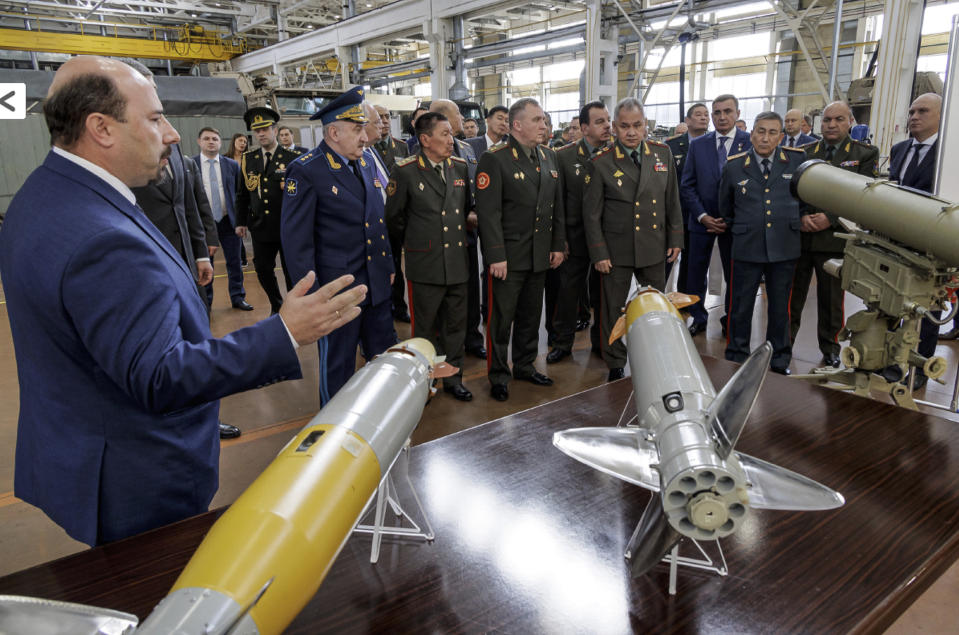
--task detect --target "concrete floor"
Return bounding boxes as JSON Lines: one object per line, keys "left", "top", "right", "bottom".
{"left": 1, "top": 254, "right": 958, "bottom": 633}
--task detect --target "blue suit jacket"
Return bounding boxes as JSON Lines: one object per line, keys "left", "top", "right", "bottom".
{"left": 680, "top": 129, "right": 752, "bottom": 234}
{"left": 889, "top": 138, "right": 938, "bottom": 194}
{"left": 281, "top": 140, "right": 394, "bottom": 307}
{"left": 191, "top": 154, "right": 240, "bottom": 226}
{"left": 780, "top": 132, "right": 816, "bottom": 148}
{"left": 0, "top": 151, "right": 302, "bottom": 546}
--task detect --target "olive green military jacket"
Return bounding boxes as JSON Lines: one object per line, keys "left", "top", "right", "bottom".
{"left": 801, "top": 135, "right": 879, "bottom": 252}
{"left": 384, "top": 153, "right": 472, "bottom": 285}
{"left": 375, "top": 136, "right": 409, "bottom": 173}
{"left": 556, "top": 139, "right": 602, "bottom": 257}
{"left": 584, "top": 139, "right": 683, "bottom": 268}
{"left": 236, "top": 146, "right": 301, "bottom": 243}
{"left": 475, "top": 136, "right": 566, "bottom": 272}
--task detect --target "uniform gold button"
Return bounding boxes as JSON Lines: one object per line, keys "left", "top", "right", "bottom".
{"left": 767, "top": 222, "right": 772, "bottom": 227}
{"left": 379, "top": 218, "right": 384, "bottom": 223}
{"left": 652, "top": 199, "right": 656, "bottom": 204}
{"left": 457, "top": 225, "right": 462, "bottom": 230}
{"left": 652, "top": 212, "right": 657, "bottom": 217}
{"left": 766, "top": 210, "right": 771, "bottom": 214}
{"left": 367, "top": 239, "right": 371, "bottom": 244}
{"left": 635, "top": 202, "right": 640, "bottom": 207}
{"left": 365, "top": 222, "right": 370, "bottom": 227}
{"left": 635, "top": 214, "right": 640, "bottom": 219}
{"left": 766, "top": 211, "right": 771, "bottom": 215}
{"left": 444, "top": 243, "right": 449, "bottom": 248}
{"left": 766, "top": 200, "right": 771, "bottom": 204}
{"left": 764, "top": 188, "right": 770, "bottom": 193}
{"left": 382, "top": 251, "right": 386, "bottom": 256}
{"left": 455, "top": 209, "right": 460, "bottom": 214}
{"left": 265, "top": 209, "right": 270, "bottom": 214}
{"left": 635, "top": 226, "right": 640, "bottom": 231}
{"left": 367, "top": 256, "right": 372, "bottom": 261}
{"left": 442, "top": 211, "right": 446, "bottom": 216}
{"left": 381, "top": 235, "right": 385, "bottom": 239}
{"left": 652, "top": 224, "right": 658, "bottom": 229}
{"left": 458, "top": 241, "right": 463, "bottom": 246}
{"left": 444, "top": 226, "right": 448, "bottom": 232}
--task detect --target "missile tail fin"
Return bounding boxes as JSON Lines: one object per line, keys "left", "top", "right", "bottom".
{"left": 552, "top": 427, "right": 660, "bottom": 491}
{"left": 625, "top": 496, "right": 681, "bottom": 577}
{"left": 738, "top": 452, "right": 845, "bottom": 511}
{"left": 707, "top": 342, "right": 773, "bottom": 459}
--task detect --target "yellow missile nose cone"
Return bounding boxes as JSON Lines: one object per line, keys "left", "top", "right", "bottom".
{"left": 625, "top": 289, "right": 683, "bottom": 325}
{"left": 399, "top": 337, "right": 438, "bottom": 365}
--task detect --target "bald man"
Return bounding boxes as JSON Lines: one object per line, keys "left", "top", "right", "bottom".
{"left": 782, "top": 108, "right": 815, "bottom": 148}
{"left": 0, "top": 56, "right": 366, "bottom": 545}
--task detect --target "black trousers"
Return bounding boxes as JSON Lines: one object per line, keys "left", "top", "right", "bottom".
{"left": 725, "top": 258, "right": 797, "bottom": 371}
{"left": 550, "top": 248, "right": 593, "bottom": 353}
{"left": 789, "top": 249, "right": 844, "bottom": 356}
{"left": 251, "top": 235, "right": 292, "bottom": 314}
{"left": 409, "top": 281, "right": 468, "bottom": 387}
{"left": 687, "top": 231, "right": 732, "bottom": 325}
{"left": 487, "top": 269, "right": 546, "bottom": 386}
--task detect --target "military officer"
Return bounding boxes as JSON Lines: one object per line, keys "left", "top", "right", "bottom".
{"left": 719, "top": 112, "right": 805, "bottom": 374}
{"left": 546, "top": 100, "right": 611, "bottom": 364}
{"left": 476, "top": 97, "right": 566, "bottom": 401}
{"left": 584, "top": 98, "right": 683, "bottom": 381}
{"left": 385, "top": 112, "right": 474, "bottom": 401}
{"left": 665, "top": 102, "right": 709, "bottom": 293}
{"left": 374, "top": 104, "right": 410, "bottom": 172}
{"left": 791, "top": 102, "right": 878, "bottom": 368}
{"left": 281, "top": 87, "right": 396, "bottom": 405}
{"left": 236, "top": 106, "right": 301, "bottom": 314}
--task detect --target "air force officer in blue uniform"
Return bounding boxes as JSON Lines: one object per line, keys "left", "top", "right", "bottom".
{"left": 680, "top": 94, "right": 751, "bottom": 336}
{"left": 282, "top": 87, "right": 397, "bottom": 405}
{"left": 0, "top": 56, "right": 367, "bottom": 546}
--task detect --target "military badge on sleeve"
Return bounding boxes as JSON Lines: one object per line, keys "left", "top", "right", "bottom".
{"left": 387, "top": 179, "right": 397, "bottom": 196}
{"left": 286, "top": 179, "right": 297, "bottom": 196}
{"left": 477, "top": 172, "right": 491, "bottom": 190}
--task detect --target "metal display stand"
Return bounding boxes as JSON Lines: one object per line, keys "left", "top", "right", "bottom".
{"left": 353, "top": 440, "right": 434, "bottom": 564}
{"left": 661, "top": 539, "right": 728, "bottom": 596}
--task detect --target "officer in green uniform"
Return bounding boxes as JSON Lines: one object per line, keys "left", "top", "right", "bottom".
{"left": 791, "top": 101, "right": 879, "bottom": 368}
{"left": 476, "top": 97, "right": 566, "bottom": 402}
{"left": 236, "top": 106, "right": 302, "bottom": 314}
{"left": 584, "top": 98, "right": 683, "bottom": 381}
{"left": 385, "top": 113, "right": 474, "bottom": 402}
{"left": 374, "top": 104, "right": 410, "bottom": 172}
{"left": 546, "top": 101, "right": 612, "bottom": 364}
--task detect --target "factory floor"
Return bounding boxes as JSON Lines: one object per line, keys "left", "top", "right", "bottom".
{"left": 1, "top": 255, "right": 958, "bottom": 633}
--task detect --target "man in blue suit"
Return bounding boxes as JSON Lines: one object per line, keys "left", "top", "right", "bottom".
{"left": 781, "top": 109, "right": 816, "bottom": 148}
{"left": 193, "top": 126, "right": 253, "bottom": 311}
{"left": 282, "top": 87, "right": 397, "bottom": 405}
{"left": 0, "top": 56, "right": 367, "bottom": 546}
{"left": 889, "top": 92, "right": 942, "bottom": 389}
{"left": 680, "top": 93, "right": 752, "bottom": 336}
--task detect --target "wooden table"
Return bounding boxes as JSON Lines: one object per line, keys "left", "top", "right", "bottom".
{"left": 3, "top": 357, "right": 959, "bottom": 634}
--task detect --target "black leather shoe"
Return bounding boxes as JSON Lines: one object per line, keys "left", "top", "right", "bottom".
{"left": 490, "top": 384, "right": 509, "bottom": 401}
{"left": 770, "top": 367, "right": 791, "bottom": 376}
{"left": 591, "top": 344, "right": 603, "bottom": 357}
{"left": 219, "top": 422, "right": 241, "bottom": 439}
{"left": 688, "top": 321, "right": 707, "bottom": 337}
{"left": 822, "top": 352, "right": 841, "bottom": 368}
{"left": 444, "top": 384, "right": 473, "bottom": 401}
{"left": 393, "top": 311, "right": 411, "bottom": 323}
{"left": 517, "top": 371, "right": 553, "bottom": 386}
{"left": 232, "top": 299, "right": 254, "bottom": 311}
{"left": 941, "top": 327, "right": 959, "bottom": 341}
{"left": 910, "top": 372, "right": 929, "bottom": 391}
{"left": 546, "top": 348, "right": 571, "bottom": 364}
{"left": 576, "top": 320, "right": 590, "bottom": 331}
{"left": 467, "top": 346, "right": 487, "bottom": 359}
{"left": 608, "top": 368, "right": 625, "bottom": 382}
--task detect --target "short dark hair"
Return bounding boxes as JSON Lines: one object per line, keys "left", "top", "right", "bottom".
{"left": 277, "top": 125, "right": 293, "bottom": 135}
{"left": 579, "top": 100, "right": 607, "bottom": 127}
{"left": 753, "top": 111, "right": 783, "bottom": 129}
{"left": 712, "top": 94, "right": 739, "bottom": 110}
{"left": 415, "top": 111, "right": 448, "bottom": 141}
{"left": 44, "top": 73, "right": 127, "bottom": 147}
{"left": 464, "top": 117, "right": 477, "bottom": 125}
{"left": 198, "top": 126, "right": 221, "bottom": 138}
{"left": 686, "top": 102, "right": 707, "bottom": 118}
{"left": 487, "top": 105, "right": 507, "bottom": 119}
{"left": 736, "top": 119, "right": 746, "bottom": 125}
{"left": 803, "top": 114, "right": 813, "bottom": 126}
{"left": 509, "top": 98, "right": 541, "bottom": 128}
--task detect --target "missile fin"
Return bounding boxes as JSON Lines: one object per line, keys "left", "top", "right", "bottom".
{"left": 608, "top": 315, "right": 627, "bottom": 345}
{"left": 625, "top": 497, "right": 681, "bottom": 577}
{"left": 737, "top": 452, "right": 845, "bottom": 511}
{"left": 552, "top": 427, "right": 660, "bottom": 491}
{"left": 707, "top": 342, "right": 773, "bottom": 459}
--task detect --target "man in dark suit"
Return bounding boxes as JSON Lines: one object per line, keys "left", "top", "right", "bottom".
{"left": 546, "top": 100, "right": 611, "bottom": 365}
{"left": 236, "top": 107, "right": 301, "bottom": 314}
{"left": 193, "top": 127, "right": 252, "bottom": 312}
{"left": 791, "top": 102, "right": 878, "bottom": 368}
{"left": 0, "top": 56, "right": 366, "bottom": 546}
{"left": 681, "top": 93, "right": 752, "bottom": 337}
{"left": 385, "top": 112, "right": 474, "bottom": 401}
{"left": 782, "top": 109, "right": 816, "bottom": 148}
{"left": 281, "top": 87, "right": 397, "bottom": 405}
{"left": 665, "top": 102, "right": 709, "bottom": 292}
{"left": 476, "top": 98, "right": 565, "bottom": 401}
{"left": 584, "top": 98, "right": 683, "bottom": 381}
{"left": 278, "top": 125, "right": 309, "bottom": 154}
{"left": 719, "top": 112, "right": 805, "bottom": 374}
{"left": 889, "top": 92, "right": 942, "bottom": 389}
{"left": 466, "top": 104, "right": 508, "bottom": 158}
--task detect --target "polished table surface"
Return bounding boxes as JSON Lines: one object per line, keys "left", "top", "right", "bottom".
{"left": 3, "top": 357, "right": 959, "bottom": 634}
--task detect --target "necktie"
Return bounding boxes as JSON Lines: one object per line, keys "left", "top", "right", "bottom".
{"left": 349, "top": 159, "right": 365, "bottom": 187}
{"left": 762, "top": 158, "right": 771, "bottom": 178}
{"left": 825, "top": 146, "right": 836, "bottom": 161}
{"left": 434, "top": 163, "right": 445, "bottom": 182}
{"left": 717, "top": 137, "right": 728, "bottom": 172}
{"left": 630, "top": 149, "right": 641, "bottom": 168}
{"left": 902, "top": 143, "right": 925, "bottom": 185}
{"left": 264, "top": 151, "right": 272, "bottom": 169}
{"left": 207, "top": 158, "right": 223, "bottom": 222}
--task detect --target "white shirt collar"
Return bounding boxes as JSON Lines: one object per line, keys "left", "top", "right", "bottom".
{"left": 201, "top": 153, "right": 220, "bottom": 163}
{"left": 485, "top": 133, "right": 498, "bottom": 148}
{"left": 915, "top": 133, "right": 938, "bottom": 147}
{"left": 52, "top": 146, "right": 136, "bottom": 205}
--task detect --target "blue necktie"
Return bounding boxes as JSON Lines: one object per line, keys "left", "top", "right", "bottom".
{"left": 902, "top": 143, "right": 925, "bottom": 186}
{"left": 717, "top": 136, "right": 728, "bottom": 172}
{"left": 207, "top": 158, "right": 223, "bottom": 222}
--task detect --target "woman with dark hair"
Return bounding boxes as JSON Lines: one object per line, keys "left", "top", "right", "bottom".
{"left": 225, "top": 133, "right": 248, "bottom": 162}
{"left": 225, "top": 133, "right": 250, "bottom": 265}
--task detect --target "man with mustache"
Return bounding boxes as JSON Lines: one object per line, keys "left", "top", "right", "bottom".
{"left": 0, "top": 55, "right": 367, "bottom": 546}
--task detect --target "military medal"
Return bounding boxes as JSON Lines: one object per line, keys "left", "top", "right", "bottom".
{"left": 419, "top": 182, "right": 425, "bottom": 191}
{"left": 453, "top": 178, "right": 466, "bottom": 187}
{"left": 617, "top": 179, "right": 622, "bottom": 187}
{"left": 374, "top": 178, "right": 382, "bottom": 188}
{"left": 613, "top": 169, "right": 624, "bottom": 178}
{"left": 550, "top": 169, "right": 558, "bottom": 178}
{"left": 332, "top": 185, "right": 338, "bottom": 195}
{"left": 654, "top": 163, "right": 667, "bottom": 172}
{"left": 514, "top": 172, "right": 520, "bottom": 180}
